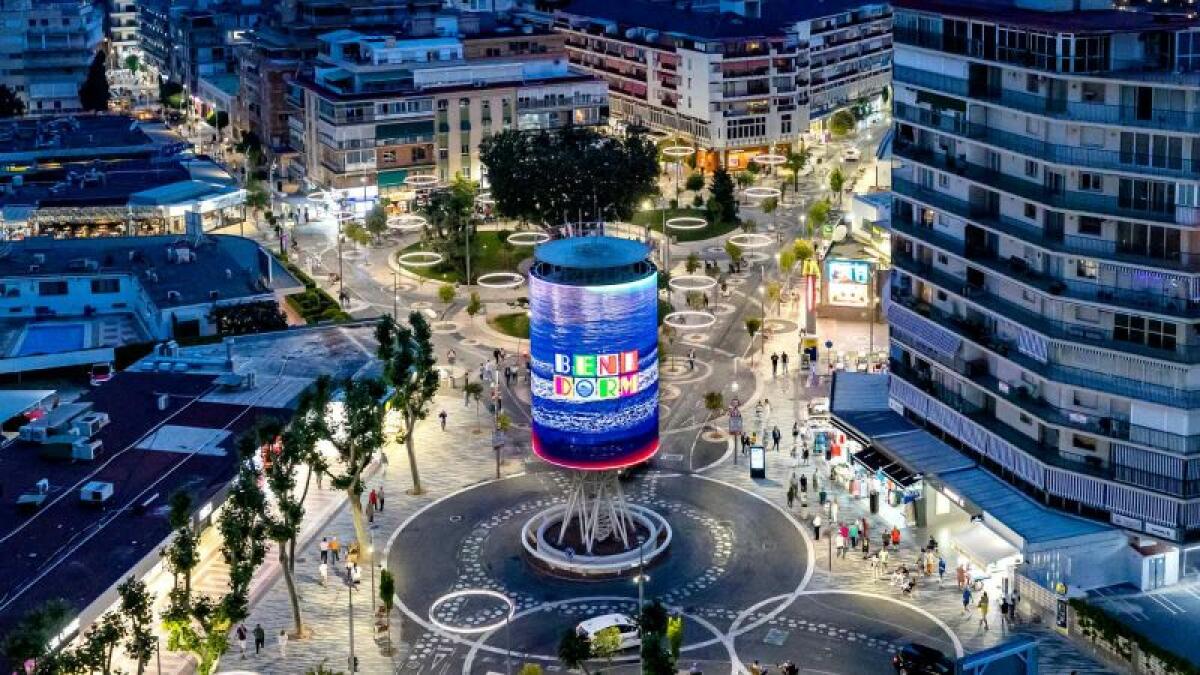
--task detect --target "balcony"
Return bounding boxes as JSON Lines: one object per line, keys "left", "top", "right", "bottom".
{"left": 888, "top": 289, "right": 1200, "bottom": 408}
{"left": 894, "top": 141, "right": 1184, "bottom": 231}
{"left": 890, "top": 361, "right": 1115, "bottom": 480}
{"left": 892, "top": 251, "right": 1200, "bottom": 366}
{"left": 892, "top": 179, "right": 1200, "bottom": 319}
{"left": 894, "top": 66, "right": 1200, "bottom": 133}
{"left": 895, "top": 103, "right": 1200, "bottom": 181}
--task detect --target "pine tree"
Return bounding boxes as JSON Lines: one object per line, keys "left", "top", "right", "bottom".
{"left": 79, "top": 49, "right": 110, "bottom": 112}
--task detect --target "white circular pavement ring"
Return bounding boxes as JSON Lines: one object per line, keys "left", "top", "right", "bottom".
{"left": 398, "top": 251, "right": 445, "bottom": 268}
{"left": 507, "top": 231, "right": 551, "bottom": 246}
{"left": 522, "top": 503, "right": 672, "bottom": 577}
{"left": 682, "top": 332, "right": 709, "bottom": 344}
{"left": 429, "top": 589, "right": 515, "bottom": 635}
{"left": 411, "top": 301, "right": 433, "bottom": 310}
{"left": 727, "top": 233, "right": 773, "bottom": 249}
{"left": 661, "top": 145, "right": 695, "bottom": 159}
{"left": 743, "top": 186, "right": 783, "bottom": 200}
{"left": 306, "top": 190, "right": 331, "bottom": 204}
{"left": 741, "top": 251, "right": 771, "bottom": 264}
{"left": 724, "top": 276, "right": 747, "bottom": 287}
{"left": 388, "top": 214, "right": 427, "bottom": 231}
{"left": 404, "top": 174, "right": 440, "bottom": 188}
{"left": 750, "top": 153, "right": 787, "bottom": 166}
{"left": 665, "top": 216, "right": 707, "bottom": 231}
{"left": 431, "top": 321, "right": 459, "bottom": 334}
{"left": 709, "top": 302, "right": 737, "bottom": 316}
{"left": 663, "top": 310, "right": 716, "bottom": 330}
{"left": 669, "top": 274, "right": 717, "bottom": 292}
{"left": 476, "top": 272, "right": 525, "bottom": 289}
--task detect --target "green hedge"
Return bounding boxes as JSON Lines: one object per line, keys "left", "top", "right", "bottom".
{"left": 1069, "top": 598, "right": 1199, "bottom": 675}
{"left": 278, "top": 257, "right": 351, "bottom": 324}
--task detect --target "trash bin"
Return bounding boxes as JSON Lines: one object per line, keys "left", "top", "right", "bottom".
{"left": 819, "top": 489, "right": 827, "bottom": 505}
{"left": 869, "top": 491, "right": 879, "bottom": 514}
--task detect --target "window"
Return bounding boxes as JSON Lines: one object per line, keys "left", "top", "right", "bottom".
{"left": 1115, "top": 313, "right": 1177, "bottom": 351}
{"left": 1079, "top": 173, "right": 1103, "bottom": 192}
{"left": 938, "top": 173, "right": 949, "bottom": 188}
{"left": 90, "top": 278, "right": 119, "bottom": 294}
{"left": 1024, "top": 160, "right": 1038, "bottom": 178}
{"left": 1019, "top": 413, "right": 1033, "bottom": 425}
{"left": 1025, "top": 73, "right": 1039, "bottom": 93}
{"left": 1076, "top": 259, "right": 1098, "bottom": 278}
{"left": 38, "top": 281, "right": 68, "bottom": 296}
{"left": 936, "top": 290, "right": 947, "bottom": 301}
{"left": 937, "top": 254, "right": 948, "bottom": 265}
{"left": 1073, "top": 391, "right": 1099, "bottom": 408}
{"left": 1078, "top": 216, "right": 1103, "bottom": 235}
{"left": 1024, "top": 203, "right": 1037, "bottom": 219}
{"left": 1072, "top": 435, "right": 1098, "bottom": 452}
{"left": 1076, "top": 305, "right": 1100, "bottom": 323}
{"left": 1025, "top": 117, "right": 1041, "bottom": 135}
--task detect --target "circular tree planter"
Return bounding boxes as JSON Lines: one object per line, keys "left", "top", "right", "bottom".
{"left": 669, "top": 275, "right": 718, "bottom": 292}
{"left": 506, "top": 231, "right": 552, "bottom": 247}
{"left": 665, "top": 216, "right": 707, "bottom": 231}
{"left": 663, "top": 310, "right": 716, "bottom": 330}
{"left": 397, "top": 251, "right": 445, "bottom": 268}
{"left": 477, "top": 272, "right": 525, "bottom": 289}
{"left": 743, "top": 186, "right": 783, "bottom": 200}
{"left": 727, "top": 233, "right": 773, "bottom": 249}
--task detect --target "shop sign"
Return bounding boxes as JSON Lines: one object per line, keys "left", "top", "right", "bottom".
{"left": 1110, "top": 513, "right": 1143, "bottom": 531}
{"left": 1145, "top": 523, "right": 1178, "bottom": 540}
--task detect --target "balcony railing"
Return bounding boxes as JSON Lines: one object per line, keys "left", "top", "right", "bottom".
{"left": 894, "top": 141, "right": 1185, "bottom": 231}
{"left": 892, "top": 252, "right": 1200, "bottom": 365}
{"left": 892, "top": 179, "right": 1200, "bottom": 319}
{"left": 888, "top": 289, "right": 1200, "bottom": 408}
{"left": 894, "top": 66, "right": 1200, "bottom": 133}
{"left": 895, "top": 103, "right": 1200, "bottom": 181}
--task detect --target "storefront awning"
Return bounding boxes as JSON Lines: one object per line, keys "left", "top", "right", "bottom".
{"left": 953, "top": 523, "right": 1020, "bottom": 568}
{"left": 852, "top": 447, "right": 918, "bottom": 487}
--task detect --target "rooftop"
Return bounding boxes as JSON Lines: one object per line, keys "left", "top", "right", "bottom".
{"left": 895, "top": 0, "right": 1196, "bottom": 32}
{"left": 0, "top": 116, "right": 167, "bottom": 164}
{"left": 557, "top": 0, "right": 884, "bottom": 40}
{"left": 0, "top": 235, "right": 302, "bottom": 308}
{"left": 0, "top": 158, "right": 240, "bottom": 211}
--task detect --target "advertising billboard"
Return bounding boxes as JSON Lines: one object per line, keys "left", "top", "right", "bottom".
{"left": 529, "top": 272, "right": 659, "bottom": 470}
{"left": 826, "top": 258, "right": 872, "bottom": 307}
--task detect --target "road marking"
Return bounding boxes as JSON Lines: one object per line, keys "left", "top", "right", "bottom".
{"left": 1146, "top": 593, "right": 1184, "bottom": 615}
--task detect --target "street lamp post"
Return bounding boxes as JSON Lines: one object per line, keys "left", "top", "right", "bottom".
{"left": 634, "top": 536, "right": 649, "bottom": 671}
{"left": 347, "top": 578, "right": 356, "bottom": 673}
{"left": 369, "top": 538, "right": 376, "bottom": 612}
{"left": 392, "top": 269, "right": 399, "bottom": 319}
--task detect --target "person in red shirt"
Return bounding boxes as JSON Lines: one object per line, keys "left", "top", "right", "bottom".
{"left": 891, "top": 526, "right": 901, "bottom": 546}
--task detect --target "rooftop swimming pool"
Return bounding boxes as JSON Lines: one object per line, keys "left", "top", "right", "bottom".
{"left": 14, "top": 323, "right": 87, "bottom": 357}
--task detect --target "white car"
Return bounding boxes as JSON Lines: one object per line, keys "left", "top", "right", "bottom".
{"left": 808, "top": 397, "right": 831, "bottom": 417}
{"left": 576, "top": 613, "right": 641, "bottom": 650}
{"left": 842, "top": 147, "right": 862, "bottom": 162}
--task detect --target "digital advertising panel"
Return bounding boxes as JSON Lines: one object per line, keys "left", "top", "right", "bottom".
{"left": 825, "top": 258, "right": 872, "bottom": 307}
{"left": 529, "top": 272, "right": 659, "bottom": 470}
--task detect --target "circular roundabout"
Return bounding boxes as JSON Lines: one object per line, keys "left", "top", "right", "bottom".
{"left": 387, "top": 472, "right": 814, "bottom": 667}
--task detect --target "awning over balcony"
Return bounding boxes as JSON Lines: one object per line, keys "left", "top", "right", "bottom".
{"left": 886, "top": 303, "right": 961, "bottom": 358}
{"left": 953, "top": 522, "right": 1021, "bottom": 568}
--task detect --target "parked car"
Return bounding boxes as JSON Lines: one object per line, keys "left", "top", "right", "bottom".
{"left": 842, "top": 147, "right": 862, "bottom": 162}
{"left": 892, "top": 643, "right": 954, "bottom": 675}
{"left": 576, "top": 614, "right": 641, "bottom": 650}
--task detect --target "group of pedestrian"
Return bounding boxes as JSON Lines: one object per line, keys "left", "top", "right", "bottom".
{"left": 366, "top": 484, "right": 386, "bottom": 523}
{"left": 233, "top": 622, "right": 286, "bottom": 659}
{"left": 769, "top": 352, "right": 790, "bottom": 377}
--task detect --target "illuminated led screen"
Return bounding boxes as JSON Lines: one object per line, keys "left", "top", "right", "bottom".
{"left": 529, "top": 273, "right": 659, "bottom": 470}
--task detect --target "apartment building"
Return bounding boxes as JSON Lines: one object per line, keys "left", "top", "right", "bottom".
{"left": 138, "top": 0, "right": 265, "bottom": 90}
{"left": 885, "top": 0, "right": 1200, "bottom": 575}
{"left": 0, "top": 0, "right": 104, "bottom": 114}
{"left": 287, "top": 28, "right": 607, "bottom": 207}
{"left": 548, "top": 0, "right": 891, "bottom": 169}
{"left": 107, "top": 0, "right": 138, "bottom": 64}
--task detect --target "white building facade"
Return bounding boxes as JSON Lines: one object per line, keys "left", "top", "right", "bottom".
{"left": 0, "top": 0, "right": 105, "bottom": 114}
{"left": 887, "top": 0, "right": 1200, "bottom": 581}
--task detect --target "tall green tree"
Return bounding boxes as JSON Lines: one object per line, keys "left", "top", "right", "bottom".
{"left": 1, "top": 599, "right": 73, "bottom": 668}
{"left": 0, "top": 84, "right": 25, "bottom": 118}
{"left": 219, "top": 425, "right": 273, "bottom": 623}
{"left": 421, "top": 175, "right": 478, "bottom": 282}
{"left": 783, "top": 146, "right": 809, "bottom": 191}
{"left": 124, "top": 54, "right": 140, "bottom": 73}
{"left": 118, "top": 577, "right": 156, "bottom": 675}
{"left": 709, "top": 168, "right": 738, "bottom": 225}
{"left": 557, "top": 629, "right": 592, "bottom": 675}
{"left": 829, "top": 167, "right": 846, "bottom": 203}
{"left": 480, "top": 126, "right": 659, "bottom": 226}
{"left": 310, "top": 376, "right": 387, "bottom": 555}
{"left": 376, "top": 313, "right": 440, "bottom": 495}
{"left": 830, "top": 109, "right": 856, "bottom": 137}
{"left": 264, "top": 407, "right": 317, "bottom": 638}
{"left": 79, "top": 49, "right": 110, "bottom": 112}
{"left": 163, "top": 491, "right": 199, "bottom": 597}
{"left": 365, "top": 204, "right": 388, "bottom": 242}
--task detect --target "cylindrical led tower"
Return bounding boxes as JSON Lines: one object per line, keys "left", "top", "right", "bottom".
{"left": 528, "top": 236, "right": 660, "bottom": 470}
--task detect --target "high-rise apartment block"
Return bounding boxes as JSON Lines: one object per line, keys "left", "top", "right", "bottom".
{"left": 886, "top": 0, "right": 1200, "bottom": 559}
{"left": 0, "top": 0, "right": 104, "bottom": 114}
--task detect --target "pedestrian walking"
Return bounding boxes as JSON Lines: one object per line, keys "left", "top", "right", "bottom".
{"left": 799, "top": 473, "right": 808, "bottom": 493}
{"left": 849, "top": 522, "right": 859, "bottom": 549}
{"left": 319, "top": 537, "right": 329, "bottom": 564}
{"left": 791, "top": 421, "right": 799, "bottom": 446}
{"left": 763, "top": 398, "right": 772, "bottom": 419}
{"left": 688, "top": 349, "right": 696, "bottom": 371}
{"left": 253, "top": 624, "right": 265, "bottom": 654}
{"left": 882, "top": 532, "right": 890, "bottom": 551}
{"left": 330, "top": 536, "right": 341, "bottom": 563}
{"left": 493, "top": 348, "right": 501, "bottom": 365}
{"left": 439, "top": 409, "right": 448, "bottom": 430}
{"left": 319, "top": 562, "right": 329, "bottom": 586}
{"left": 771, "top": 353, "right": 779, "bottom": 377}
{"left": 937, "top": 556, "right": 946, "bottom": 586}
{"left": 1011, "top": 589, "right": 1021, "bottom": 623}
{"left": 879, "top": 547, "right": 890, "bottom": 571}
{"left": 861, "top": 536, "right": 869, "bottom": 558}
{"left": 801, "top": 445, "right": 810, "bottom": 465}
{"left": 961, "top": 586, "right": 973, "bottom": 614}
{"left": 235, "top": 623, "right": 248, "bottom": 658}
{"left": 860, "top": 518, "right": 869, "bottom": 545}
{"left": 380, "top": 450, "right": 389, "bottom": 476}
{"left": 1000, "top": 596, "right": 1011, "bottom": 629}
{"left": 278, "top": 629, "right": 289, "bottom": 657}
{"left": 771, "top": 425, "right": 782, "bottom": 452}
{"left": 830, "top": 500, "right": 839, "bottom": 523}
{"left": 812, "top": 514, "right": 822, "bottom": 540}
{"left": 368, "top": 488, "right": 378, "bottom": 511}
{"left": 786, "top": 482, "right": 796, "bottom": 509}
{"left": 835, "top": 532, "right": 845, "bottom": 558}
{"left": 377, "top": 485, "right": 385, "bottom": 511}
{"left": 366, "top": 500, "right": 375, "bottom": 524}
{"left": 978, "top": 591, "right": 990, "bottom": 630}
{"left": 891, "top": 526, "right": 901, "bottom": 547}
